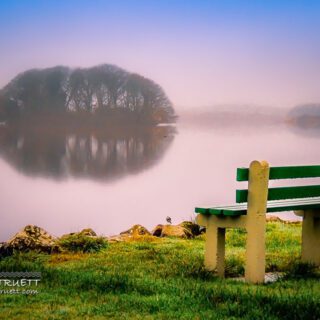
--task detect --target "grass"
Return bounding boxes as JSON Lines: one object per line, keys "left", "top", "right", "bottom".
{"left": 0, "top": 221, "right": 319, "bottom": 319}
{"left": 57, "top": 234, "right": 108, "bottom": 253}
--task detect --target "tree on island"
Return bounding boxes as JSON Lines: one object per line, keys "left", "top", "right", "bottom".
{"left": 0, "top": 64, "right": 176, "bottom": 124}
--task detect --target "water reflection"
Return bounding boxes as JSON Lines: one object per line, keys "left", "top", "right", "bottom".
{"left": 287, "top": 120, "right": 320, "bottom": 139}
{"left": 0, "top": 125, "right": 175, "bottom": 180}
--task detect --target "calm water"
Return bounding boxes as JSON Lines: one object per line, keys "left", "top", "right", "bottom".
{"left": 0, "top": 117, "right": 319, "bottom": 241}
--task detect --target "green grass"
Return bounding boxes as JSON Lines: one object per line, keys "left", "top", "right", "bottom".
{"left": 0, "top": 222, "right": 319, "bottom": 320}
{"left": 57, "top": 234, "right": 108, "bottom": 253}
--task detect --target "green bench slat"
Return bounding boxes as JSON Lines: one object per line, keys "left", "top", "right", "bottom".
{"left": 236, "top": 185, "right": 320, "bottom": 203}
{"left": 197, "top": 164, "right": 320, "bottom": 217}
{"left": 195, "top": 207, "right": 211, "bottom": 214}
{"left": 196, "top": 198, "right": 311, "bottom": 214}
{"left": 196, "top": 197, "right": 320, "bottom": 216}
{"left": 236, "top": 168, "right": 250, "bottom": 181}
{"left": 237, "top": 165, "right": 320, "bottom": 181}
{"left": 267, "top": 202, "right": 320, "bottom": 213}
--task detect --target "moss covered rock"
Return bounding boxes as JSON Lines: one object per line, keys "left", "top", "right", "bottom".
{"left": 120, "top": 224, "right": 151, "bottom": 237}
{"left": 179, "top": 221, "right": 202, "bottom": 236}
{"left": 3, "top": 225, "right": 59, "bottom": 255}
{"left": 152, "top": 224, "right": 193, "bottom": 239}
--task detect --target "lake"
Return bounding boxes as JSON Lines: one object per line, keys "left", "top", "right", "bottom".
{"left": 0, "top": 113, "right": 319, "bottom": 241}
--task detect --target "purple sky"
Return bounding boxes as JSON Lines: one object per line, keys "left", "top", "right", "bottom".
{"left": 1, "top": 0, "right": 320, "bottom": 108}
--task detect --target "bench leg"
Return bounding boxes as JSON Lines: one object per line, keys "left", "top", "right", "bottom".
{"left": 301, "top": 209, "right": 320, "bottom": 266}
{"left": 244, "top": 160, "right": 269, "bottom": 284}
{"left": 204, "top": 220, "right": 226, "bottom": 277}
{"left": 245, "top": 215, "right": 266, "bottom": 284}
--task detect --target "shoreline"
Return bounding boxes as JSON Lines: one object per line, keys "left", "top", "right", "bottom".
{"left": 0, "top": 216, "right": 302, "bottom": 257}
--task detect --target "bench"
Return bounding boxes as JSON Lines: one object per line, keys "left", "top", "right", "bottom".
{"left": 195, "top": 160, "right": 320, "bottom": 283}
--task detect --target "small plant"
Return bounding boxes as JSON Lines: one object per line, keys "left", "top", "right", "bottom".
{"left": 58, "top": 234, "right": 108, "bottom": 253}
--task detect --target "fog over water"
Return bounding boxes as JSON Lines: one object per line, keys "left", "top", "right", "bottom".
{"left": 1, "top": 108, "right": 319, "bottom": 241}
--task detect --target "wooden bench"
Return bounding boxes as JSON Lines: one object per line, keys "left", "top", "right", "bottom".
{"left": 195, "top": 160, "right": 320, "bottom": 283}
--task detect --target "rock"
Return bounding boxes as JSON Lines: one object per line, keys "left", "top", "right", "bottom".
{"left": 152, "top": 224, "right": 164, "bottom": 237}
{"left": 60, "top": 228, "right": 97, "bottom": 239}
{"left": 3, "top": 225, "right": 60, "bottom": 255}
{"left": 161, "top": 225, "right": 193, "bottom": 238}
{"left": 179, "top": 221, "right": 202, "bottom": 236}
{"left": 107, "top": 225, "right": 154, "bottom": 242}
{"left": 266, "top": 215, "right": 285, "bottom": 223}
{"left": 152, "top": 224, "right": 193, "bottom": 239}
{"left": 266, "top": 215, "right": 301, "bottom": 224}
{"left": 106, "top": 235, "right": 127, "bottom": 243}
{"left": 120, "top": 224, "right": 151, "bottom": 237}
{"left": 79, "top": 228, "right": 97, "bottom": 237}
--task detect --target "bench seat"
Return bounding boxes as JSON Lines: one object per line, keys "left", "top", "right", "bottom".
{"left": 195, "top": 196, "right": 320, "bottom": 216}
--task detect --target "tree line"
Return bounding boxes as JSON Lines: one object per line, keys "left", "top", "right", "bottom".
{"left": 0, "top": 64, "right": 176, "bottom": 124}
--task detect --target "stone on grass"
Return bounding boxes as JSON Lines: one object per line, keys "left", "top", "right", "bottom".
{"left": 179, "top": 221, "right": 203, "bottom": 236}
{"left": 108, "top": 224, "right": 153, "bottom": 242}
{"left": 152, "top": 224, "right": 193, "bottom": 239}
{"left": 60, "top": 228, "right": 97, "bottom": 239}
{"left": 1, "top": 225, "right": 59, "bottom": 256}
{"left": 266, "top": 215, "right": 301, "bottom": 224}
{"left": 120, "top": 224, "right": 151, "bottom": 236}
{"left": 152, "top": 224, "right": 164, "bottom": 237}
{"left": 79, "top": 228, "right": 97, "bottom": 237}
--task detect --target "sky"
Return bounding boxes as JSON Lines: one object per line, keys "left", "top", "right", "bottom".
{"left": 0, "top": 0, "right": 320, "bottom": 109}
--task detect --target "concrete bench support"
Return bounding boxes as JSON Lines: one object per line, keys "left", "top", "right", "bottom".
{"left": 204, "top": 223, "right": 225, "bottom": 277}
{"left": 197, "top": 161, "right": 269, "bottom": 284}
{"left": 301, "top": 209, "right": 320, "bottom": 265}
{"left": 245, "top": 160, "right": 269, "bottom": 283}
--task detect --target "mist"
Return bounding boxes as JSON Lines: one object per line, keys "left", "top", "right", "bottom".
{"left": 0, "top": 0, "right": 320, "bottom": 110}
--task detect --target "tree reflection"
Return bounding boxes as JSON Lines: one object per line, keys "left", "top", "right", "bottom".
{"left": 0, "top": 124, "right": 175, "bottom": 181}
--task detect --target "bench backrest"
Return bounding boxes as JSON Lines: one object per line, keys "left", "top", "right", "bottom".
{"left": 236, "top": 165, "right": 320, "bottom": 203}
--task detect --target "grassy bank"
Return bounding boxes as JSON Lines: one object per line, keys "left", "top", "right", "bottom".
{"left": 0, "top": 221, "right": 319, "bottom": 320}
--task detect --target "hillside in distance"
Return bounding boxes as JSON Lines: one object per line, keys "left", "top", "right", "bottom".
{"left": 0, "top": 64, "right": 176, "bottom": 125}
{"left": 288, "top": 104, "right": 320, "bottom": 128}
{"left": 178, "top": 105, "right": 287, "bottom": 128}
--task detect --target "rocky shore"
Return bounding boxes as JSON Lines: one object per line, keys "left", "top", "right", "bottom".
{"left": 0, "top": 221, "right": 204, "bottom": 257}
{"left": 0, "top": 216, "right": 298, "bottom": 257}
